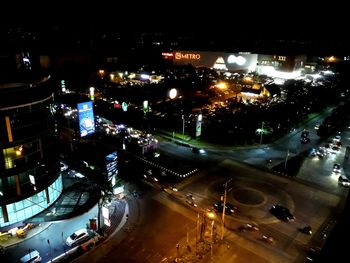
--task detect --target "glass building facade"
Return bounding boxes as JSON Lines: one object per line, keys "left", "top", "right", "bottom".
{"left": 0, "top": 77, "right": 62, "bottom": 228}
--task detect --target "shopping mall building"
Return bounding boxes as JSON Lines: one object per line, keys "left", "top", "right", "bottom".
{"left": 165, "top": 51, "right": 309, "bottom": 78}
{"left": 0, "top": 53, "right": 62, "bottom": 228}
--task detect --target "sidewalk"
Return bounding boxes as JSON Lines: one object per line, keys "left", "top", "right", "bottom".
{"left": 0, "top": 174, "right": 128, "bottom": 251}
{"left": 0, "top": 222, "right": 52, "bottom": 248}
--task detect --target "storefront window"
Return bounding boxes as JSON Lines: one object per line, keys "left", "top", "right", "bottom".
{"left": 1, "top": 175, "right": 62, "bottom": 227}
{"left": 2, "top": 141, "right": 40, "bottom": 169}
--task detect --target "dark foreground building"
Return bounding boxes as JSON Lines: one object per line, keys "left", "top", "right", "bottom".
{"left": 0, "top": 54, "right": 62, "bottom": 228}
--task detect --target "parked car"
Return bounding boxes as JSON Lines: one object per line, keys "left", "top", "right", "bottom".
{"left": 60, "top": 161, "right": 68, "bottom": 172}
{"left": 333, "top": 135, "right": 341, "bottom": 143}
{"left": 270, "top": 205, "right": 295, "bottom": 221}
{"left": 338, "top": 175, "right": 350, "bottom": 187}
{"left": 66, "top": 228, "right": 90, "bottom": 247}
{"left": 20, "top": 250, "right": 41, "bottom": 263}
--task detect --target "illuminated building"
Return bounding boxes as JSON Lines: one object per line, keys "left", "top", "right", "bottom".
{"left": 170, "top": 50, "right": 309, "bottom": 79}
{"left": 0, "top": 54, "right": 62, "bottom": 228}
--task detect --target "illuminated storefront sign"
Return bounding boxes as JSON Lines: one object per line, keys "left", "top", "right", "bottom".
{"left": 173, "top": 51, "right": 257, "bottom": 71}
{"left": 213, "top": 57, "right": 228, "bottom": 71}
{"left": 77, "top": 101, "right": 95, "bottom": 137}
{"left": 143, "top": 100, "right": 149, "bottom": 114}
{"left": 196, "top": 114, "right": 202, "bottom": 137}
{"left": 122, "top": 102, "right": 128, "bottom": 112}
{"left": 162, "top": 52, "right": 174, "bottom": 59}
{"left": 174, "top": 52, "right": 201, "bottom": 60}
{"left": 89, "top": 87, "right": 95, "bottom": 101}
{"left": 105, "top": 151, "right": 118, "bottom": 182}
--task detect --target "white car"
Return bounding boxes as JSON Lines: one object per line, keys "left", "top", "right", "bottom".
{"left": 60, "top": 161, "right": 68, "bottom": 172}
{"left": 66, "top": 228, "right": 90, "bottom": 247}
{"left": 333, "top": 135, "right": 341, "bottom": 143}
{"left": 20, "top": 250, "right": 41, "bottom": 263}
{"left": 339, "top": 175, "right": 350, "bottom": 187}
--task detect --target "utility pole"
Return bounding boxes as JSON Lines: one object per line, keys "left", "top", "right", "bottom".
{"left": 210, "top": 220, "right": 214, "bottom": 258}
{"left": 196, "top": 211, "right": 199, "bottom": 251}
{"left": 186, "top": 224, "right": 189, "bottom": 243}
{"left": 221, "top": 178, "right": 232, "bottom": 240}
{"left": 182, "top": 115, "right": 185, "bottom": 135}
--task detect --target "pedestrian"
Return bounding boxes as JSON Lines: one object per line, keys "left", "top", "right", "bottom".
{"left": 126, "top": 214, "right": 129, "bottom": 220}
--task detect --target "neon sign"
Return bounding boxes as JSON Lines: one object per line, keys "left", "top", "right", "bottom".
{"left": 174, "top": 52, "right": 201, "bottom": 60}
{"left": 162, "top": 52, "right": 174, "bottom": 57}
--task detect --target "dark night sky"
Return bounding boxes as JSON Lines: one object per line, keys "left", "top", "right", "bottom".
{"left": 0, "top": 2, "right": 348, "bottom": 55}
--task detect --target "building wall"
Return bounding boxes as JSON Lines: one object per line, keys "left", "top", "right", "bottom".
{"left": 172, "top": 51, "right": 258, "bottom": 72}
{"left": 0, "top": 78, "right": 61, "bottom": 228}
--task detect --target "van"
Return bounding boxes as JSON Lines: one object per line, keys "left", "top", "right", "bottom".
{"left": 20, "top": 250, "right": 41, "bottom": 263}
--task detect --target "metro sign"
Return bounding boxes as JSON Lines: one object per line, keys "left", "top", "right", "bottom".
{"left": 174, "top": 52, "right": 201, "bottom": 60}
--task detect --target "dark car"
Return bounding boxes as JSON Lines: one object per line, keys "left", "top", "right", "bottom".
{"left": 306, "top": 247, "right": 321, "bottom": 262}
{"left": 192, "top": 147, "right": 200, "bottom": 153}
{"left": 301, "top": 137, "right": 311, "bottom": 144}
{"left": 333, "top": 163, "right": 341, "bottom": 173}
{"left": 270, "top": 205, "right": 295, "bottom": 221}
{"left": 301, "top": 130, "right": 309, "bottom": 138}
{"left": 213, "top": 201, "right": 238, "bottom": 215}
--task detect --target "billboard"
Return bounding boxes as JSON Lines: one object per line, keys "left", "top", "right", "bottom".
{"left": 173, "top": 51, "right": 258, "bottom": 72}
{"left": 196, "top": 114, "right": 202, "bottom": 137}
{"left": 77, "top": 101, "right": 95, "bottom": 137}
{"left": 106, "top": 151, "right": 118, "bottom": 182}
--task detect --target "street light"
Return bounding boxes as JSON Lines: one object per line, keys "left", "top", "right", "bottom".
{"left": 61, "top": 232, "right": 67, "bottom": 256}
{"left": 284, "top": 149, "right": 290, "bottom": 170}
{"left": 47, "top": 239, "right": 52, "bottom": 262}
{"left": 260, "top": 121, "right": 264, "bottom": 145}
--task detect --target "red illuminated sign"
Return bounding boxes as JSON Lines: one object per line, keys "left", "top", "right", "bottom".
{"left": 162, "top": 52, "right": 174, "bottom": 59}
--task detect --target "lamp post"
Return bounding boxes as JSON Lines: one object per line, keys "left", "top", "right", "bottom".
{"left": 205, "top": 211, "right": 215, "bottom": 258}
{"left": 260, "top": 121, "right": 264, "bottom": 145}
{"left": 47, "top": 239, "right": 52, "bottom": 262}
{"left": 284, "top": 149, "right": 290, "bottom": 171}
{"left": 196, "top": 212, "right": 199, "bottom": 251}
{"left": 186, "top": 224, "right": 189, "bottom": 243}
{"left": 62, "top": 232, "right": 66, "bottom": 255}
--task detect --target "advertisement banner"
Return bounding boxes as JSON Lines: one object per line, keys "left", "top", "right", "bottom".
{"left": 106, "top": 151, "right": 118, "bottom": 182}
{"left": 77, "top": 101, "right": 95, "bottom": 137}
{"left": 196, "top": 114, "right": 202, "bottom": 137}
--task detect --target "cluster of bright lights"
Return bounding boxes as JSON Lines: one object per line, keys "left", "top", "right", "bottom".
{"left": 259, "top": 66, "right": 301, "bottom": 79}
{"left": 227, "top": 55, "right": 247, "bottom": 66}
{"left": 215, "top": 82, "right": 227, "bottom": 89}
